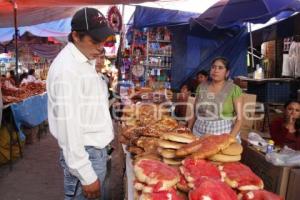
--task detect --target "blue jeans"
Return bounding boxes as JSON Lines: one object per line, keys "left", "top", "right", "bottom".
{"left": 60, "top": 146, "right": 108, "bottom": 200}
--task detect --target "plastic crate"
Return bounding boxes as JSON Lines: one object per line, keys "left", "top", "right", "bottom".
{"left": 247, "top": 81, "right": 290, "bottom": 103}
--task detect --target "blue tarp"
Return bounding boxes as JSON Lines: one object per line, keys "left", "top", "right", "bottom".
{"left": 129, "top": 6, "right": 248, "bottom": 90}
{"left": 170, "top": 26, "right": 248, "bottom": 90}
{"left": 10, "top": 93, "right": 48, "bottom": 141}
{"left": 0, "top": 17, "right": 71, "bottom": 42}
{"left": 194, "top": 0, "right": 300, "bottom": 31}
{"left": 133, "top": 6, "right": 199, "bottom": 28}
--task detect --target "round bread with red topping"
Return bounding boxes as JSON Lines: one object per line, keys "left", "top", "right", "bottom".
{"left": 134, "top": 159, "right": 180, "bottom": 191}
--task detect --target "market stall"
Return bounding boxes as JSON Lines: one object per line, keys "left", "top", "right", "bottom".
{"left": 7, "top": 92, "right": 48, "bottom": 140}
{"left": 126, "top": 6, "right": 249, "bottom": 90}
{"left": 118, "top": 86, "right": 290, "bottom": 200}
{"left": 1, "top": 80, "right": 47, "bottom": 168}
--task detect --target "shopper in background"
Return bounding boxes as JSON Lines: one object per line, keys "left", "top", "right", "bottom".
{"left": 20, "top": 72, "right": 29, "bottom": 85}
{"left": 195, "top": 70, "right": 209, "bottom": 96}
{"left": 174, "top": 83, "right": 192, "bottom": 119}
{"left": 270, "top": 100, "right": 300, "bottom": 150}
{"left": 47, "top": 7, "right": 115, "bottom": 200}
{"left": 188, "top": 57, "right": 243, "bottom": 138}
{"left": 27, "top": 69, "right": 37, "bottom": 82}
{"left": 96, "top": 48, "right": 113, "bottom": 101}
{"left": 4, "top": 70, "right": 16, "bottom": 88}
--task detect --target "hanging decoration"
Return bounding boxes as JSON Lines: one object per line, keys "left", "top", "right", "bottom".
{"left": 107, "top": 6, "right": 122, "bottom": 33}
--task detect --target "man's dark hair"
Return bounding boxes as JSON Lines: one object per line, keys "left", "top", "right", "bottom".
{"left": 68, "top": 31, "right": 90, "bottom": 43}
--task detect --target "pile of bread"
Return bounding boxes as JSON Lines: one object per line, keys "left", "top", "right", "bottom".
{"left": 129, "top": 86, "right": 173, "bottom": 103}
{"left": 176, "top": 134, "right": 243, "bottom": 163}
{"left": 120, "top": 113, "right": 181, "bottom": 159}
{"left": 120, "top": 89, "right": 283, "bottom": 199}
{"left": 124, "top": 117, "right": 283, "bottom": 199}
{"left": 132, "top": 155, "right": 282, "bottom": 200}
{"left": 1, "top": 81, "right": 46, "bottom": 104}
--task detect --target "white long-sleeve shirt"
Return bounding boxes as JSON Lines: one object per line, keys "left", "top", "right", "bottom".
{"left": 47, "top": 43, "right": 114, "bottom": 185}
{"left": 284, "top": 41, "right": 300, "bottom": 77}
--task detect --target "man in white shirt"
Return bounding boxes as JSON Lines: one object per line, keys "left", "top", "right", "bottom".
{"left": 47, "top": 8, "right": 115, "bottom": 200}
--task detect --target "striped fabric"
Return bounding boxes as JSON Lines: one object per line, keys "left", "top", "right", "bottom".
{"left": 192, "top": 118, "right": 233, "bottom": 137}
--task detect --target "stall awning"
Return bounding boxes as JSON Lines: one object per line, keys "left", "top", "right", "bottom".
{"left": 0, "top": 17, "right": 72, "bottom": 42}
{"left": 132, "top": 6, "right": 199, "bottom": 28}
{"left": 0, "top": 0, "right": 166, "bottom": 27}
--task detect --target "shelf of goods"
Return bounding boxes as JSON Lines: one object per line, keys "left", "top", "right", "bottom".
{"left": 129, "top": 27, "right": 172, "bottom": 83}
{"left": 146, "top": 30, "right": 172, "bottom": 71}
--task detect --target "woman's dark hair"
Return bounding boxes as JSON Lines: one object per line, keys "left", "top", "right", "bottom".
{"left": 197, "top": 70, "right": 209, "bottom": 77}
{"left": 68, "top": 31, "right": 90, "bottom": 43}
{"left": 180, "top": 82, "right": 192, "bottom": 92}
{"left": 28, "top": 69, "right": 35, "bottom": 75}
{"left": 20, "top": 72, "right": 28, "bottom": 82}
{"left": 9, "top": 70, "right": 15, "bottom": 78}
{"left": 284, "top": 100, "right": 300, "bottom": 137}
{"left": 211, "top": 56, "right": 230, "bottom": 71}
{"left": 284, "top": 100, "right": 300, "bottom": 109}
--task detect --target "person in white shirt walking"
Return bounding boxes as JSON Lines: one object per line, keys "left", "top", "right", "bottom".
{"left": 47, "top": 8, "right": 115, "bottom": 200}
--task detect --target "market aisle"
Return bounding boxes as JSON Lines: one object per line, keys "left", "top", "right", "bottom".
{"left": 0, "top": 133, "right": 63, "bottom": 200}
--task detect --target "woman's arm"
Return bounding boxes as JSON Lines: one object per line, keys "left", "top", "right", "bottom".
{"left": 187, "top": 97, "right": 198, "bottom": 130}
{"left": 230, "top": 95, "right": 243, "bottom": 137}
{"left": 187, "top": 115, "right": 196, "bottom": 130}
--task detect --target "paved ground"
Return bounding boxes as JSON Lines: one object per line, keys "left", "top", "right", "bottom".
{"left": 0, "top": 124, "right": 125, "bottom": 200}
{"left": 0, "top": 133, "right": 63, "bottom": 200}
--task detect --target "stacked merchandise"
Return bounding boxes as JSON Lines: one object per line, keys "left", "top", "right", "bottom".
{"left": 128, "top": 27, "right": 172, "bottom": 88}
{"left": 120, "top": 88, "right": 283, "bottom": 200}
{"left": 1, "top": 81, "right": 46, "bottom": 104}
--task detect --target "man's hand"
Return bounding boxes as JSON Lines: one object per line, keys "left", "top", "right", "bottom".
{"left": 82, "top": 179, "right": 101, "bottom": 199}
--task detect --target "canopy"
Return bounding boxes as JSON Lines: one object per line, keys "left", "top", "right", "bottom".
{"left": 128, "top": 6, "right": 248, "bottom": 89}
{"left": 171, "top": 25, "right": 248, "bottom": 89}
{"left": 0, "top": 17, "right": 72, "bottom": 42}
{"left": 0, "top": 1, "right": 163, "bottom": 28}
{"left": 194, "top": 0, "right": 300, "bottom": 30}
{"left": 132, "top": 5, "right": 199, "bottom": 28}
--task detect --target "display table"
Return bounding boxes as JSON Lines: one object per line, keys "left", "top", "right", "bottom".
{"left": 241, "top": 140, "right": 299, "bottom": 198}
{"left": 8, "top": 93, "right": 48, "bottom": 141}
{"left": 122, "top": 145, "right": 134, "bottom": 200}
{"left": 1, "top": 93, "right": 47, "bottom": 170}
{"left": 286, "top": 168, "right": 300, "bottom": 200}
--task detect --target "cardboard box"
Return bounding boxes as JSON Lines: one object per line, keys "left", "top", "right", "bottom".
{"left": 240, "top": 94, "right": 257, "bottom": 139}
{"left": 286, "top": 168, "right": 300, "bottom": 200}
{"left": 234, "top": 77, "right": 248, "bottom": 89}
{"left": 241, "top": 140, "right": 291, "bottom": 197}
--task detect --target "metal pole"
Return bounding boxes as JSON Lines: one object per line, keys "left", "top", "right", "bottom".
{"left": 248, "top": 22, "right": 255, "bottom": 69}
{"left": 116, "top": 5, "right": 125, "bottom": 94}
{"left": 13, "top": 1, "right": 19, "bottom": 82}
